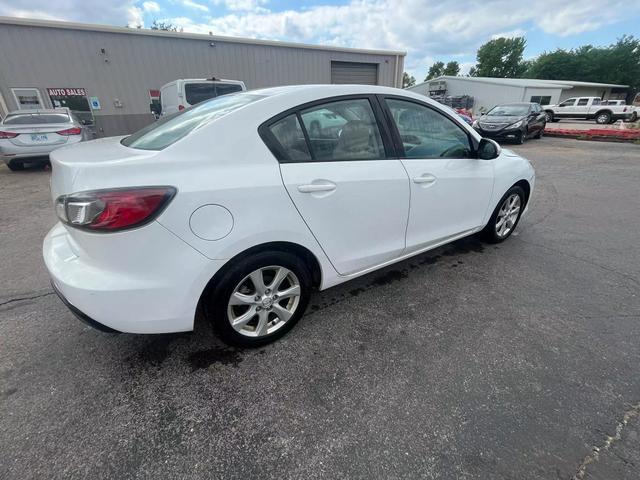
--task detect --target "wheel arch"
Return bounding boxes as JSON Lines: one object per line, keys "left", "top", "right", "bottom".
{"left": 594, "top": 109, "right": 613, "bottom": 118}
{"left": 513, "top": 179, "right": 531, "bottom": 205}
{"left": 198, "top": 241, "right": 323, "bottom": 307}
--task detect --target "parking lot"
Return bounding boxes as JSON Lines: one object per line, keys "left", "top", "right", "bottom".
{"left": 1, "top": 137, "right": 639, "bottom": 479}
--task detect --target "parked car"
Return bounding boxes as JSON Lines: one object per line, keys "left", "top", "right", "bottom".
{"left": 472, "top": 102, "right": 546, "bottom": 144}
{"left": 601, "top": 100, "right": 638, "bottom": 122}
{"left": 44, "top": 85, "right": 535, "bottom": 347}
{"left": 543, "top": 97, "right": 635, "bottom": 124}
{"left": 0, "top": 108, "right": 89, "bottom": 171}
{"left": 159, "top": 77, "right": 246, "bottom": 115}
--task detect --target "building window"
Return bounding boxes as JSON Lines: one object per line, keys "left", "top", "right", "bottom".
{"left": 47, "top": 88, "right": 93, "bottom": 125}
{"left": 530, "top": 96, "right": 552, "bottom": 105}
{"left": 11, "top": 88, "right": 45, "bottom": 110}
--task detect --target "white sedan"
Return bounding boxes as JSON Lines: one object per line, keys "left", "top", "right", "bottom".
{"left": 44, "top": 85, "right": 535, "bottom": 347}
{"left": 0, "top": 108, "right": 89, "bottom": 171}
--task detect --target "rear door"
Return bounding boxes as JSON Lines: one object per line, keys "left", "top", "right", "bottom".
{"left": 265, "top": 96, "right": 410, "bottom": 275}
{"left": 380, "top": 96, "right": 494, "bottom": 252}
{"left": 574, "top": 97, "right": 591, "bottom": 117}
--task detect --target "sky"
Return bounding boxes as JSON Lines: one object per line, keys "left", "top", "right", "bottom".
{"left": 1, "top": 0, "right": 639, "bottom": 81}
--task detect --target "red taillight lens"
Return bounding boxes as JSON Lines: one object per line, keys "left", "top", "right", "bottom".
{"left": 57, "top": 127, "right": 82, "bottom": 136}
{"left": 178, "top": 104, "right": 185, "bottom": 111}
{"left": 0, "top": 131, "right": 18, "bottom": 139}
{"left": 55, "top": 187, "right": 176, "bottom": 232}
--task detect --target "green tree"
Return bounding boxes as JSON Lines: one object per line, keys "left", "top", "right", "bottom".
{"left": 425, "top": 61, "right": 445, "bottom": 81}
{"left": 402, "top": 72, "right": 416, "bottom": 88}
{"left": 443, "top": 61, "right": 460, "bottom": 76}
{"left": 151, "top": 20, "right": 178, "bottom": 31}
{"left": 526, "top": 36, "right": 640, "bottom": 100}
{"left": 470, "top": 37, "right": 527, "bottom": 78}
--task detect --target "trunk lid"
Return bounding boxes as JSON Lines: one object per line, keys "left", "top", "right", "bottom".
{"left": 49, "top": 136, "right": 159, "bottom": 201}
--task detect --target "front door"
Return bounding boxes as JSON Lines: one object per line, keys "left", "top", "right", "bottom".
{"left": 381, "top": 97, "right": 494, "bottom": 252}
{"left": 268, "top": 97, "right": 410, "bottom": 275}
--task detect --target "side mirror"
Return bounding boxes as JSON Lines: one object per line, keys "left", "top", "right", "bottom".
{"left": 478, "top": 138, "right": 501, "bottom": 160}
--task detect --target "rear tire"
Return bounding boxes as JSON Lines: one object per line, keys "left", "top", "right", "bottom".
{"left": 534, "top": 128, "right": 544, "bottom": 139}
{"left": 481, "top": 186, "right": 526, "bottom": 243}
{"left": 205, "top": 251, "right": 312, "bottom": 347}
{"left": 6, "top": 160, "right": 25, "bottom": 171}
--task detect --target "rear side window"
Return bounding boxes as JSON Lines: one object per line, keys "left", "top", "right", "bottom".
{"left": 268, "top": 115, "right": 312, "bottom": 161}
{"left": 4, "top": 113, "right": 69, "bottom": 125}
{"left": 299, "top": 98, "right": 385, "bottom": 161}
{"left": 577, "top": 98, "right": 589, "bottom": 106}
{"left": 123, "top": 93, "right": 263, "bottom": 151}
{"left": 185, "top": 83, "right": 216, "bottom": 105}
{"left": 591, "top": 98, "right": 601, "bottom": 105}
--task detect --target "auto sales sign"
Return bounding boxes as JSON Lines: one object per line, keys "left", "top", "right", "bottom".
{"left": 47, "top": 88, "right": 87, "bottom": 97}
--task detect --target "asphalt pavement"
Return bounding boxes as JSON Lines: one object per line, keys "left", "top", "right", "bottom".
{"left": 1, "top": 137, "right": 639, "bottom": 479}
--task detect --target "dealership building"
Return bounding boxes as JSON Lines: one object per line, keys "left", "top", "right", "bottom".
{"left": 0, "top": 17, "right": 405, "bottom": 136}
{"left": 407, "top": 76, "right": 629, "bottom": 114}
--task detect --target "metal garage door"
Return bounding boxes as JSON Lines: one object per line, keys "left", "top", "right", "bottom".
{"left": 331, "top": 61, "right": 378, "bottom": 85}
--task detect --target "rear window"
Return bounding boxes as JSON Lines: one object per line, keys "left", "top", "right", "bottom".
{"left": 4, "top": 113, "right": 70, "bottom": 125}
{"left": 122, "top": 93, "right": 263, "bottom": 151}
{"left": 185, "top": 83, "right": 216, "bottom": 105}
{"left": 184, "top": 82, "right": 244, "bottom": 105}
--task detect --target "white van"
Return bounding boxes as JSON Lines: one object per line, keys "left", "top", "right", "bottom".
{"left": 159, "top": 78, "right": 246, "bottom": 115}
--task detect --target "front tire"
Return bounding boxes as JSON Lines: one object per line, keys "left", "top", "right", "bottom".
{"left": 6, "top": 160, "right": 25, "bottom": 171}
{"left": 544, "top": 111, "right": 554, "bottom": 122}
{"left": 205, "top": 251, "right": 312, "bottom": 347}
{"left": 481, "top": 186, "right": 526, "bottom": 243}
{"left": 515, "top": 131, "right": 525, "bottom": 144}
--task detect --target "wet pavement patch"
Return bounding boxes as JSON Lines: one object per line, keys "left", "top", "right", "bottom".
{"left": 188, "top": 346, "right": 243, "bottom": 371}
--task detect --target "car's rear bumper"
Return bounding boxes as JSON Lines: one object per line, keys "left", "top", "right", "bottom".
{"left": 43, "top": 222, "right": 224, "bottom": 334}
{"left": 0, "top": 137, "right": 81, "bottom": 161}
{"left": 51, "top": 280, "right": 121, "bottom": 333}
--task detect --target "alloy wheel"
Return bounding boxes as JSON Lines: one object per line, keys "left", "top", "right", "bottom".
{"left": 227, "top": 266, "right": 301, "bottom": 337}
{"left": 495, "top": 194, "right": 521, "bottom": 238}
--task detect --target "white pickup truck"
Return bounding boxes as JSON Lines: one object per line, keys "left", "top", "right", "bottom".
{"left": 543, "top": 97, "right": 636, "bottom": 124}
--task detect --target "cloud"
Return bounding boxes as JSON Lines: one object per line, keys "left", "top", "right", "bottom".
{"left": 0, "top": 0, "right": 637, "bottom": 78}
{"left": 212, "top": 0, "right": 269, "bottom": 13}
{"left": 492, "top": 29, "right": 527, "bottom": 40}
{"left": 181, "top": 0, "right": 208, "bottom": 12}
{"left": 142, "top": 1, "right": 161, "bottom": 12}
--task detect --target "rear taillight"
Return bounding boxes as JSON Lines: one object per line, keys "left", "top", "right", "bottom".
{"left": 55, "top": 187, "right": 176, "bottom": 232}
{"left": 178, "top": 104, "right": 185, "bottom": 111}
{"left": 0, "top": 131, "right": 18, "bottom": 139}
{"left": 57, "top": 127, "right": 82, "bottom": 136}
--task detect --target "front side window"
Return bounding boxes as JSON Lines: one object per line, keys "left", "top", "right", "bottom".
{"left": 577, "top": 98, "right": 589, "bottom": 106}
{"left": 299, "top": 99, "right": 385, "bottom": 161}
{"left": 559, "top": 99, "right": 576, "bottom": 107}
{"left": 123, "top": 93, "right": 263, "bottom": 150}
{"left": 267, "top": 114, "right": 312, "bottom": 161}
{"left": 386, "top": 99, "right": 471, "bottom": 159}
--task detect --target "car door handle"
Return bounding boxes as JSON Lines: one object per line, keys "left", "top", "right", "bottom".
{"left": 297, "top": 183, "right": 337, "bottom": 193}
{"left": 413, "top": 174, "right": 437, "bottom": 185}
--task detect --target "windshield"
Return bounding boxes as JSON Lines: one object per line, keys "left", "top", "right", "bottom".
{"left": 4, "top": 113, "right": 70, "bottom": 125}
{"left": 122, "top": 93, "right": 263, "bottom": 151}
{"left": 486, "top": 105, "right": 530, "bottom": 117}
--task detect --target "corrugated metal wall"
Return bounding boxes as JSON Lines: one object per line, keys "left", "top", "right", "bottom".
{"left": 0, "top": 22, "right": 404, "bottom": 136}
